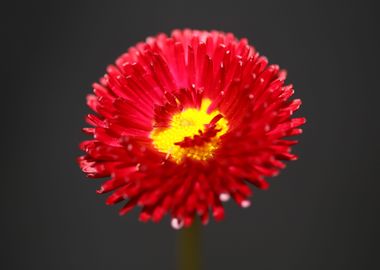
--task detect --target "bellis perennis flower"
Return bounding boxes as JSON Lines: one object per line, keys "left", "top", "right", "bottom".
{"left": 78, "top": 29, "right": 305, "bottom": 229}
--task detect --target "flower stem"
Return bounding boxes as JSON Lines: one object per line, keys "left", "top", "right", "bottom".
{"left": 178, "top": 220, "right": 201, "bottom": 270}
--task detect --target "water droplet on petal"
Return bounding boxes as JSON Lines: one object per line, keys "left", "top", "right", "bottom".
{"left": 171, "top": 218, "right": 184, "bottom": 230}
{"left": 219, "top": 193, "right": 230, "bottom": 202}
{"left": 241, "top": 200, "right": 251, "bottom": 208}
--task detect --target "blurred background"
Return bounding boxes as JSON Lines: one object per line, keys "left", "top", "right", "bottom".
{"left": 2, "top": 0, "right": 379, "bottom": 269}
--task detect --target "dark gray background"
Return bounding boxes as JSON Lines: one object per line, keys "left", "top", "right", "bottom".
{"left": 2, "top": 0, "right": 379, "bottom": 269}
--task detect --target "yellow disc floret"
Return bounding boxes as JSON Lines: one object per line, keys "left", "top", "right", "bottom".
{"left": 150, "top": 99, "right": 228, "bottom": 163}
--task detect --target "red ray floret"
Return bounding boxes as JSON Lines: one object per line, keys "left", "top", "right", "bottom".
{"left": 78, "top": 29, "right": 305, "bottom": 229}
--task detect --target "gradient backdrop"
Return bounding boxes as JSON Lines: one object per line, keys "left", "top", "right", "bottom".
{"left": 2, "top": 0, "right": 379, "bottom": 269}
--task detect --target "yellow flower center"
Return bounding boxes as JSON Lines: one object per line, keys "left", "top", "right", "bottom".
{"left": 150, "top": 99, "right": 228, "bottom": 163}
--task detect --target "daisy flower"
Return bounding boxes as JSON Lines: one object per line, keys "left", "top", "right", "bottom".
{"left": 78, "top": 29, "right": 305, "bottom": 229}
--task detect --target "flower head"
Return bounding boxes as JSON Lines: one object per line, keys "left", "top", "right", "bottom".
{"left": 78, "top": 29, "right": 305, "bottom": 229}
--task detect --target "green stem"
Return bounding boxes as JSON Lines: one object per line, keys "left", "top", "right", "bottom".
{"left": 178, "top": 220, "right": 201, "bottom": 270}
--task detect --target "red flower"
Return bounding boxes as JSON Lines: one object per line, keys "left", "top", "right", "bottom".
{"left": 78, "top": 29, "right": 305, "bottom": 229}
